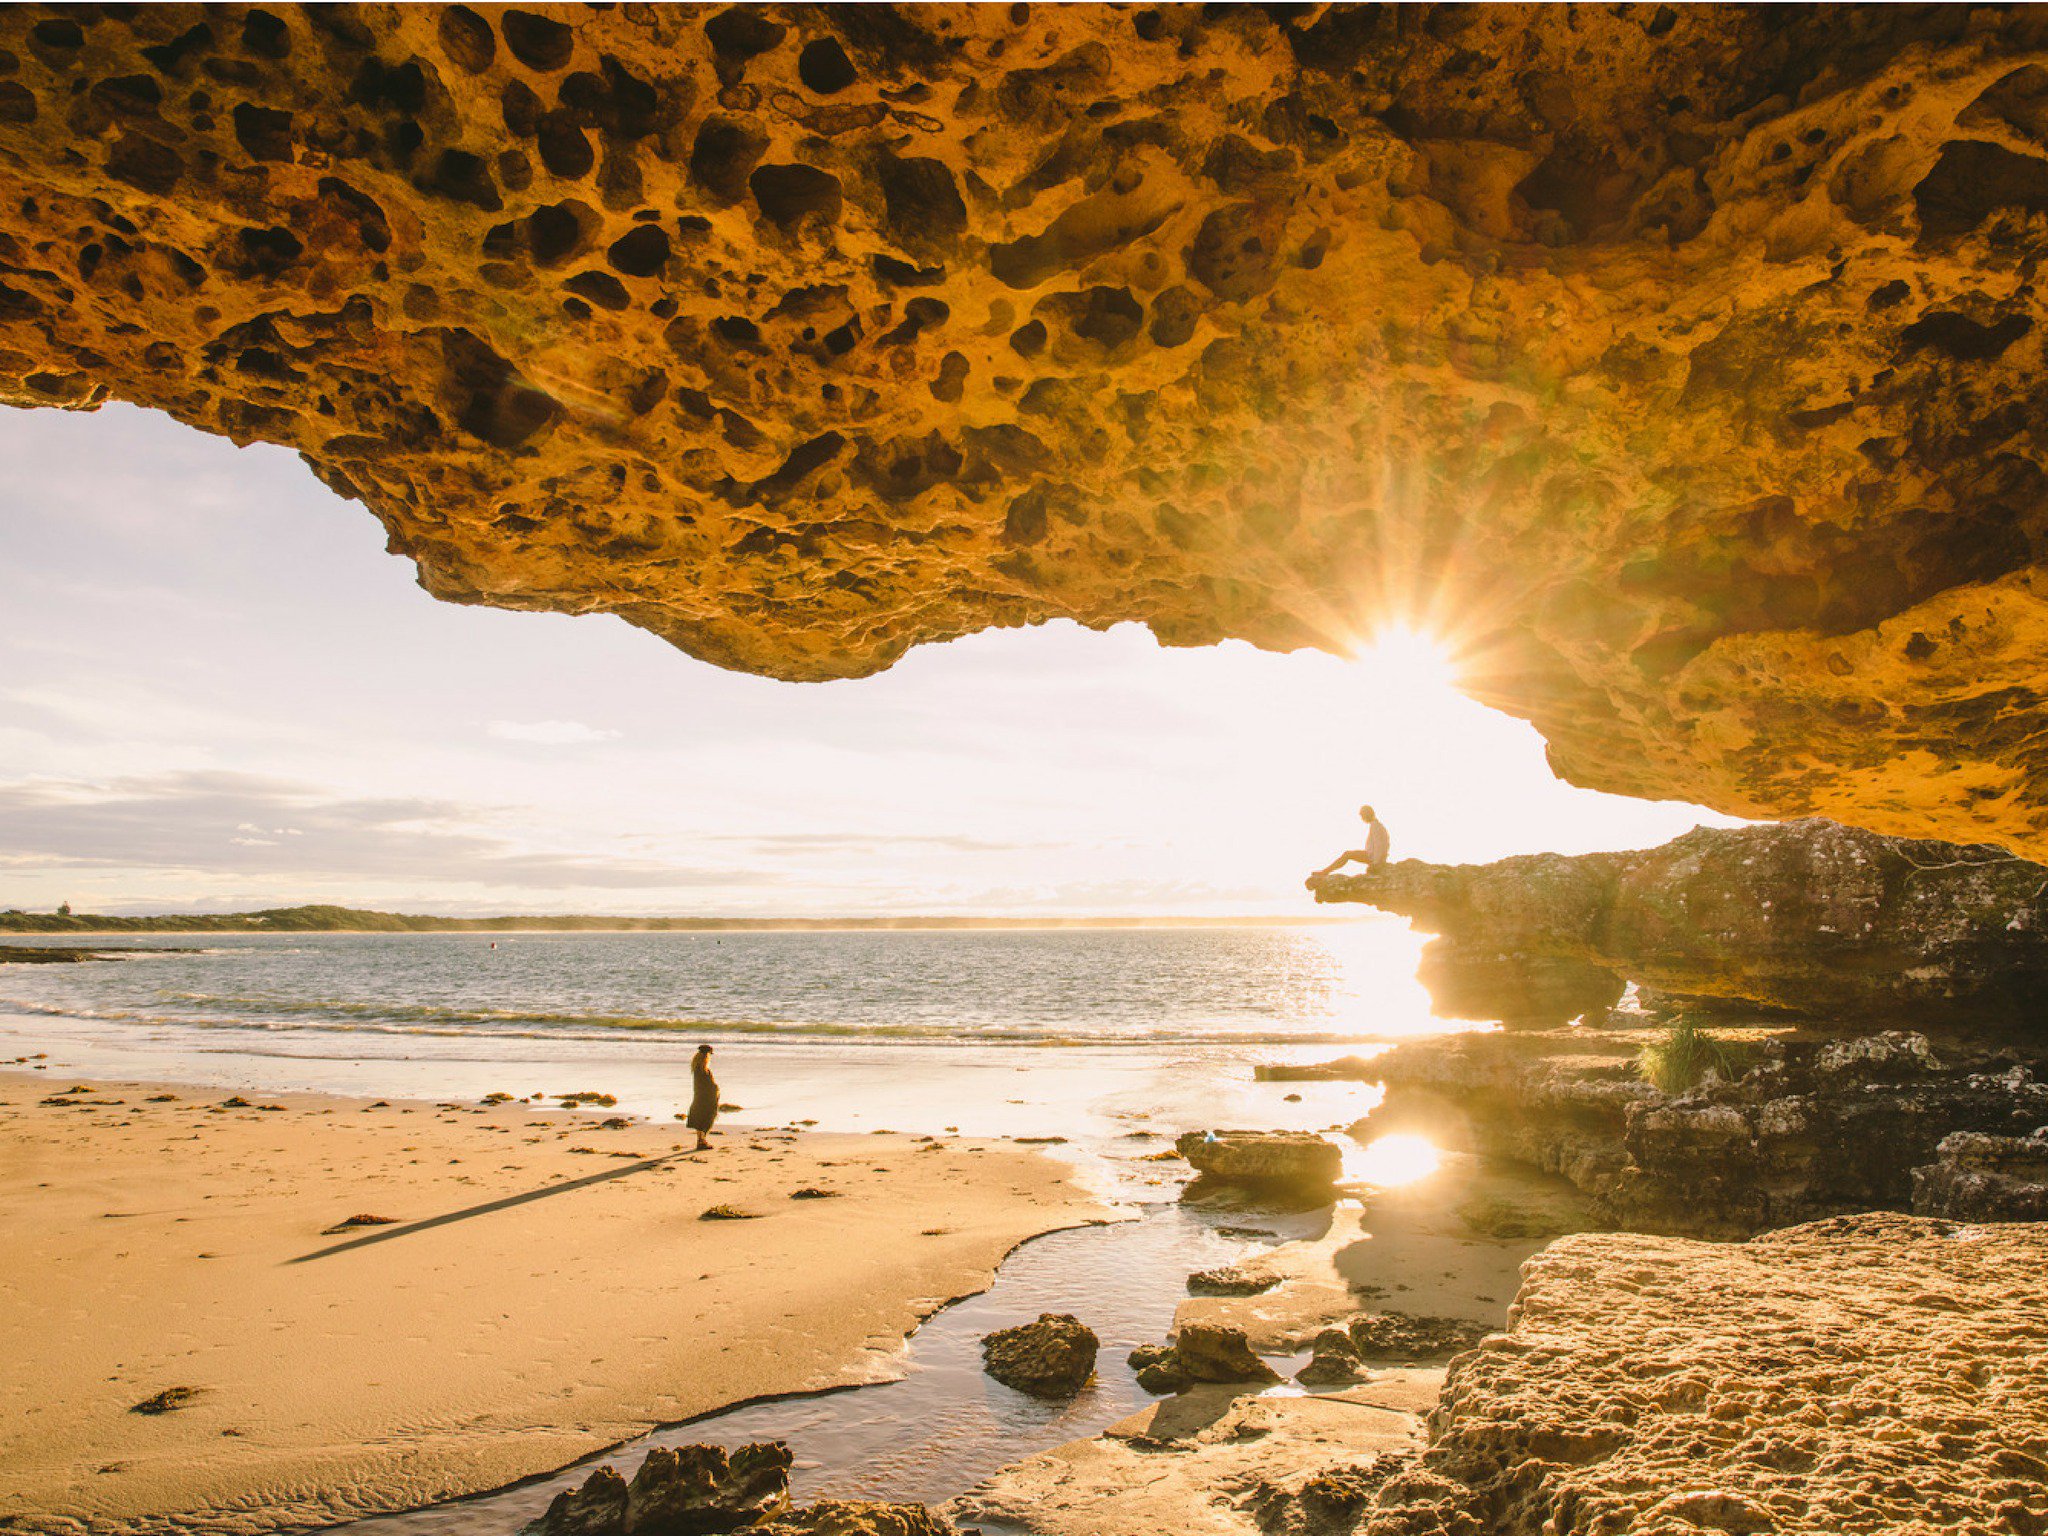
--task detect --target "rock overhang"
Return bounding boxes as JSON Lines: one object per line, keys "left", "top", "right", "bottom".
{"left": 4, "top": 5, "right": 2048, "bottom": 847}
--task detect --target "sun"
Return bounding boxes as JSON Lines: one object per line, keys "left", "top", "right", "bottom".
{"left": 1349, "top": 624, "right": 1462, "bottom": 700}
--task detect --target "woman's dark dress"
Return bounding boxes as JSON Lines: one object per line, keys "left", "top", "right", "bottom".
{"left": 686, "top": 1063, "right": 719, "bottom": 1133}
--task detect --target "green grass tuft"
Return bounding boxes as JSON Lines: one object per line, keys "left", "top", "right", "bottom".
{"left": 1639, "top": 1016, "right": 1748, "bottom": 1095}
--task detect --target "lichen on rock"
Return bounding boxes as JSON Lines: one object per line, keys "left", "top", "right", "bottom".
{"left": 7, "top": 7, "right": 2048, "bottom": 849}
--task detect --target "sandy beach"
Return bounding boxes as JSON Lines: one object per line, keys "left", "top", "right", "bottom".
{"left": 0, "top": 1070, "right": 1103, "bottom": 1536}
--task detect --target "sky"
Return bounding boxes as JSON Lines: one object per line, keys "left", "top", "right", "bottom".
{"left": 0, "top": 404, "right": 1742, "bottom": 917}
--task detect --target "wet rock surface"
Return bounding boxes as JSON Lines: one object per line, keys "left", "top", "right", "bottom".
{"left": 9, "top": 9, "right": 2048, "bottom": 849}
{"left": 1366, "top": 1026, "right": 2048, "bottom": 1236}
{"left": 979, "top": 1311, "right": 1098, "bottom": 1399}
{"left": 1314, "top": 821, "right": 2048, "bottom": 1028}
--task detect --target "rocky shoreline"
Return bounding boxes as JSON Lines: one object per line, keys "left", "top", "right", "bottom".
{"left": 910, "top": 818, "right": 2048, "bottom": 1534}
{"left": 1308, "top": 819, "right": 2048, "bottom": 1234}
{"left": 1359, "top": 1024, "right": 2048, "bottom": 1237}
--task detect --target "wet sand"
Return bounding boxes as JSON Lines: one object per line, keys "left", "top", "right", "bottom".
{"left": 0, "top": 1071, "right": 1104, "bottom": 1536}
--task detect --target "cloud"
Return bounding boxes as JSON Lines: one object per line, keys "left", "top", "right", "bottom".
{"left": 707, "top": 831, "right": 1035, "bottom": 854}
{"left": 0, "top": 771, "right": 771, "bottom": 892}
{"left": 487, "top": 719, "right": 620, "bottom": 745}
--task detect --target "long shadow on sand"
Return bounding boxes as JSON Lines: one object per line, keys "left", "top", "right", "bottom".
{"left": 287, "top": 1152, "right": 689, "bottom": 1264}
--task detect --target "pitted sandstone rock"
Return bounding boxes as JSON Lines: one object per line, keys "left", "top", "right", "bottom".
{"left": 1367, "top": 1216, "right": 2048, "bottom": 1535}
{"left": 7, "top": 8, "right": 2048, "bottom": 849}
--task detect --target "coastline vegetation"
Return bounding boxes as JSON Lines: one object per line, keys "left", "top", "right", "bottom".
{"left": 1638, "top": 1015, "right": 1749, "bottom": 1096}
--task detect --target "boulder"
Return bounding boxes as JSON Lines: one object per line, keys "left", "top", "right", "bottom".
{"left": 980, "top": 1313, "right": 1098, "bottom": 1398}
{"left": 623, "top": 1444, "right": 791, "bottom": 1535}
{"left": 527, "top": 1469, "right": 629, "bottom": 1536}
{"left": 1294, "top": 1327, "right": 1367, "bottom": 1386}
{"left": 1175, "top": 1131, "right": 1343, "bottom": 1195}
{"left": 1314, "top": 821, "right": 2048, "bottom": 1029}
{"left": 528, "top": 1444, "right": 791, "bottom": 1536}
{"left": 1169, "top": 1323, "right": 1280, "bottom": 1385}
{"left": 1128, "top": 1324, "right": 1279, "bottom": 1394}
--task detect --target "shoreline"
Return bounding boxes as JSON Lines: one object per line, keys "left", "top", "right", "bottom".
{"left": 0, "top": 1069, "right": 1108, "bottom": 1536}
{"left": 0, "top": 918, "right": 1370, "bottom": 938}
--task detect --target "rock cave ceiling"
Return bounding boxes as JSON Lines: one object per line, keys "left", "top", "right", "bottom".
{"left": 3, "top": 3, "right": 2048, "bottom": 849}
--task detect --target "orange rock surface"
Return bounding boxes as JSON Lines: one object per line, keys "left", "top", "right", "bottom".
{"left": 1399, "top": 1214, "right": 2048, "bottom": 1534}
{"left": 3, "top": 5, "right": 2048, "bottom": 846}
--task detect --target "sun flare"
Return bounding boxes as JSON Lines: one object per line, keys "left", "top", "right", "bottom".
{"left": 1346, "top": 1132, "right": 1444, "bottom": 1188}
{"left": 1350, "top": 625, "right": 1462, "bottom": 695}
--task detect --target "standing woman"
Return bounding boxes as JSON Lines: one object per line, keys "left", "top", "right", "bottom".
{"left": 686, "top": 1044, "right": 719, "bottom": 1151}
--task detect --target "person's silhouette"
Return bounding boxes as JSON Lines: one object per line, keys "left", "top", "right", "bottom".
{"left": 1308, "top": 805, "right": 1392, "bottom": 884}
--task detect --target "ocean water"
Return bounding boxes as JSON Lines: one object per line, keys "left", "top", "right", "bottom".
{"left": 0, "top": 924, "right": 1448, "bottom": 1160}
{"left": 0, "top": 923, "right": 1437, "bottom": 1047}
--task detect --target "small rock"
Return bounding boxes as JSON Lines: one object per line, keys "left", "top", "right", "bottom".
{"left": 699, "top": 1205, "right": 758, "bottom": 1221}
{"left": 1127, "top": 1342, "right": 1188, "bottom": 1395}
{"left": 1170, "top": 1322, "right": 1280, "bottom": 1384}
{"left": 1187, "top": 1265, "right": 1278, "bottom": 1297}
{"left": 1296, "top": 1326, "right": 1368, "bottom": 1385}
{"left": 130, "top": 1386, "right": 201, "bottom": 1415}
{"left": 981, "top": 1313, "right": 1099, "bottom": 1398}
{"left": 789, "top": 1187, "right": 840, "bottom": 1200}
{"left": 321, "top": 1212, "right": 399, "bottom": 1235}
{"left": 1346, "top": 1311, "right": 1491, "bottom": 1361}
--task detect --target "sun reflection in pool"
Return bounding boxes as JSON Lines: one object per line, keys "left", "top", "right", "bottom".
{"left": 1346, "top": 1132, "right": 1442, "bottom": 1187}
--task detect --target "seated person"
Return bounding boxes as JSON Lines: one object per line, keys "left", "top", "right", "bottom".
{"left": 1308, "top": 805, "right": 1391, "bottom": 884}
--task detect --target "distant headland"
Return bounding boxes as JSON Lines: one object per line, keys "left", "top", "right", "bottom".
{"left": 0, "top": 905, "right": 1358, "bottom": 935}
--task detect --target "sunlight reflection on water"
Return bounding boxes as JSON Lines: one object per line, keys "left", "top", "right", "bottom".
{"left": 1345, "top": 1131, "right": 1443, "bottom": 1188}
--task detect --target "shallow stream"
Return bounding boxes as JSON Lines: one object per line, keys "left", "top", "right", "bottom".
{"left": 330, "top": 1200, "right": 1327, "bottom": 1536}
